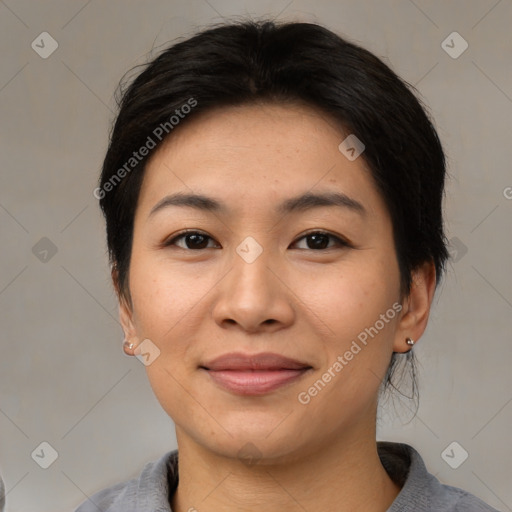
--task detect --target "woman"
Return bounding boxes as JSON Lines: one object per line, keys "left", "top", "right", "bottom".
{"left": 77, "top": 19, "right": 499, "bottom": 512}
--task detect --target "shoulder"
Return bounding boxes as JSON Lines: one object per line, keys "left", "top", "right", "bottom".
{"left": 0, "top": 476, "right": 5, "bottom": 512}
{"left": 437, "top": 485, "right": 502, "bottom": 512}
{"left": 73, "top": 479, "right": 131, "bottom": 512}
{"left": 73, "top": 450, "right": 179, "bottom": 512}
{"left": 377, "top": 442, "right": 500, "bottom": 512}
{"left": 426, "top": 480, "right": 501, "bottom": 512}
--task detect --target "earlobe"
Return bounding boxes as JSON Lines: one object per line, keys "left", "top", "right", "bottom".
{"left": 123, "top": 338, "right": 140, "bottom": 355}
{"left": 393, "top": 261, "right": 436, "bottom": 353}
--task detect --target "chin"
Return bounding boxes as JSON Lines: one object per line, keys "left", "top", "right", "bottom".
{"left": 206, "top": 436, "right": 306, "bottom": 467}
{"left": 192, "top": 417, "right": 314, "bottom": 464}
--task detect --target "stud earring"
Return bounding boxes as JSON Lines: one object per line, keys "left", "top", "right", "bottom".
{"left": 406, "top": 337, "right": 415, "bottom": 346}
{"left": 123, "top": 338, "right": 138, "bottom": 355}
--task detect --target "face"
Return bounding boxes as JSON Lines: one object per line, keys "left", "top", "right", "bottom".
{"left": 121, "top": 102, "right": 410, "bottom": 463}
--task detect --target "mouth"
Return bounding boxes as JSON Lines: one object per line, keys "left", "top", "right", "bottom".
{"left": 199, "top": 352, "right": 313, "bottom": 396}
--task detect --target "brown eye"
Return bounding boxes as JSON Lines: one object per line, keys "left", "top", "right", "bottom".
{"left": 164, "top": 231, "right": 219, "bottom": 250}
{"left": 292, "top": 231, "right": 350, "bottom": 250}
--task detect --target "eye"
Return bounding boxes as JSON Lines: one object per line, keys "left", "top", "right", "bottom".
{"left": 291, "top": 230, "right": 351, "bottom": 250}
{"left": 162, "top": 229, "right": 351, "bottom": 251}
{"left": 163, "top": 230, "right": 220, "bottom": 250}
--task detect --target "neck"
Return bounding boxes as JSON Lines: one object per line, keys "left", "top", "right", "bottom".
{"left": 171, "top": 422, "right": 401, "bottom": 512}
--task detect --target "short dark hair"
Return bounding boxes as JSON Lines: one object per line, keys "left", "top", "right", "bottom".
{"left": 98, "top": 19, "right": 449, "bottom": 402}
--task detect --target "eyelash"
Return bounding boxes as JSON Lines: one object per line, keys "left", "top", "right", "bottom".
{"left": 162, "top": 229, "right": 352, "bottom": 251}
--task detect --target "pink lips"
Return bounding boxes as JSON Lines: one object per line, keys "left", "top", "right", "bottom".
{"left": 200, "top": 352, "right": 312, "bottom": 396}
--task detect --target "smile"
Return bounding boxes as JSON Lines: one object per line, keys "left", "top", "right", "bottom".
{"left": 200, "top": 352, "right": 313, "bottom": 396}
{"left": 203, "top": 368, "right": 312, "bottom": 395}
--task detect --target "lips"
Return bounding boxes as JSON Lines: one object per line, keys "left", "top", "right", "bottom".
{"left": 202, "top": 352, "right": 311, "bottom": 371}
{"left": 200, "top": 352, "right": 312, "bottom": 395}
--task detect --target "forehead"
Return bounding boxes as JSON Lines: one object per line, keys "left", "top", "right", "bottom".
{"left": 137, "top": 102, "right": 385, "bottom": 220}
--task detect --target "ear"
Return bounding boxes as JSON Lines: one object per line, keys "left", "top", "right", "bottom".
{"left": 112, "top": 264, "right": 139, "bottom": 355}
{"left": 393, "top": 260, "right": 437, "bottom": 353}
{"left": 120, "top": 297, "right": 137, "bottom": 340}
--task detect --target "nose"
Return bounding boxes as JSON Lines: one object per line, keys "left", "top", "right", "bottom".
{"left": 211, "top": 241, "right": 295, "bottom": 334}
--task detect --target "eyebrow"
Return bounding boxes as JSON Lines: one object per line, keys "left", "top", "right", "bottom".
{"left": 149, "top": 191, "right": 367, "bottom": 218}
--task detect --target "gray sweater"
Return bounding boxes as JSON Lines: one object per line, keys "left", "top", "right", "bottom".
{"left": 74, "top": 442, "right": 500, "bottom": 511}
{"left": 0, "top": 475, "right": 4, "bottom": 512}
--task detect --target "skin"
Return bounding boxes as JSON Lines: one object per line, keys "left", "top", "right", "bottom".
{"left": 119, "top": 102, "right": 437, "bottom": 512}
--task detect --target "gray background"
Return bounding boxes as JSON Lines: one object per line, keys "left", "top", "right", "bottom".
{"left": 0, "top": 1, "right": 511, "bottom": 511}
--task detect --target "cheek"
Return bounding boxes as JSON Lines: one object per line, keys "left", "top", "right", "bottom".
{"left": 127, "top": 255, "right": 225, "bottom": 383}
{"left": 294, "top": 260, "right": 398, "bottom": 341}
{"left": 292, "top": 270, "right": 398, "bottom": 425}
{"left": 293, "top": 258, "right": 400, "bottom": 398}
{"left": 129, "top": 255, "right": 204, "bottom": 335}
{"left": 128, "top": 259, "right": 206, "bottom": 413}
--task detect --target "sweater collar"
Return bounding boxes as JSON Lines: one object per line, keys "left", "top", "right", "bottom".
{"left": 109, "top": 442, "right": 433, "bottom": 511}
